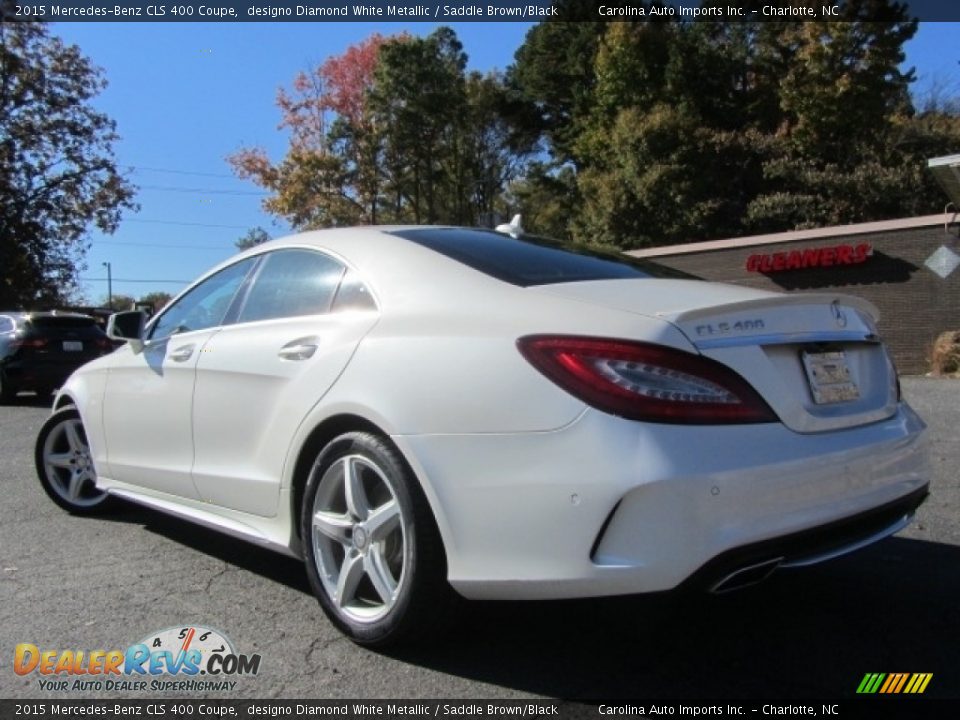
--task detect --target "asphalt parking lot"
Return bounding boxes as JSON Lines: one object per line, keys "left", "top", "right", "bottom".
{"left": 1, "top": 378, "right": 957, "bottom": 700}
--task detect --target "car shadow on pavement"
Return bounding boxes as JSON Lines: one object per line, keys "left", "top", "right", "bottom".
{"left": 104, "top": 505, "right": 959, "bottom": 699}
{"left": 386, "top": 536, "right": 959, "bottom": 699}
{"left": 106, "top": 504, "right": 312, "bottom": 593}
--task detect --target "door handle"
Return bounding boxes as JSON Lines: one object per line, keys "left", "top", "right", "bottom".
{"left": 278, "top": 336, "right": 320, "bottom": 361}
{"left": 169, "top": 344, "right": 195, "bottom": 362}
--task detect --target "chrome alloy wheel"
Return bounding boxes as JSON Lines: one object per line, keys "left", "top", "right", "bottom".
{"left": 41, "top": 415, "right": 107, "bottom": 508}
{"left": 310, "top": 454, "right": 407, "bottom": 623}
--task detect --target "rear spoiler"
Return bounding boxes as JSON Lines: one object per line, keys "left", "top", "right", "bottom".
{"left": 662, "top": 292, "right": 880, "bottom": 324}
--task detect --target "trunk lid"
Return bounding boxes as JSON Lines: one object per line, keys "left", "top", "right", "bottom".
{"left": 533, "top": 279, "right": 898, "bottom": 433}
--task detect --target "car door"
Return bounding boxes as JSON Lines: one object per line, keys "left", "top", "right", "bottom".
{"left": 101, "top": 257, "right": 258, "bottom": 498}
{"left": 190, "top": 248, "right": 380, "bottom": 517}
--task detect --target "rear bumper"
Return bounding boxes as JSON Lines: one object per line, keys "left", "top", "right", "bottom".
{"left": 680, "top": 484, "right": 928, "bottom": 593}
{"left": 395, "top": 402, "right": 929, "bottom": 600}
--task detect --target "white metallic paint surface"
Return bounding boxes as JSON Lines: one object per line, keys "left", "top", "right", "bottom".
{"left": 54, "top": 226, "right": 929, "bottom": 601}
{"left": 191, "top": 311, "right": 378, "bottom": 517}
{"left": 100, "top": 330, "right": 218, "bottom": 499}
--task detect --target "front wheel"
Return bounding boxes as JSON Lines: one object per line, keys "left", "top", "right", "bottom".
{"left": 300, "top": 432, "right": 450, "bottom": 646}
{"left": 35, "top": 406, "right": 116, "bottom": 514}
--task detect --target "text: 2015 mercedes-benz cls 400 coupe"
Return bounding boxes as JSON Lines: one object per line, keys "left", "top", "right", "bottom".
{"left": 35, "top": 226, "right": 928, "bottom": 645}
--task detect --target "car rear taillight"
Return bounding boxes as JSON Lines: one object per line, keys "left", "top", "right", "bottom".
{"left": 95, "top": 337, "right": 112, "bottom": 352}
{"left": 517, "top": 335, "right": 777, "bottom": 424}
{"left": 11, "top": 337, "right": 48, "bottom": 350}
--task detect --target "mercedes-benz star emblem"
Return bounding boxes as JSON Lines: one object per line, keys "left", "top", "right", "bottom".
{"left": 831, "top": 301, "right": 848, "bottom": 328}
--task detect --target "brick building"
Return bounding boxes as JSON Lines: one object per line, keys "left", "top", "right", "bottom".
{"left": 627, "top": 212, "right": 960, "bottom": 374}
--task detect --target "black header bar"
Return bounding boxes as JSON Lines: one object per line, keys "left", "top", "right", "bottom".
{"left": 3, "top": 699, "right": 960, "bottom": 720}
{"left": 4, "top": 1, "right": 960, "bottom": 23}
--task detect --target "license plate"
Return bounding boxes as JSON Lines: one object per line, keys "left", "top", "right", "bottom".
{"left": 802, "top": 350, "right": 860, "bottom": 404}
{"left": 62, "top": 341, "right": 83, "bottom": 352}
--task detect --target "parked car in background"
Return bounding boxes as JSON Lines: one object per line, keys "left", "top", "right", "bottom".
{"left": 33, "top": 226, "right": 929, "bottom": 647}
{"left": 0, "top": 312, "right": 113, "bottom": 403}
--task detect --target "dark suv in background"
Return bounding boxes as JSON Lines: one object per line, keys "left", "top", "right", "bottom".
{"left": 0, "top": 312, "right": 113, "bottom": 403}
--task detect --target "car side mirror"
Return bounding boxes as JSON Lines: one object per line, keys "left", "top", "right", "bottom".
{"left": 106, "top": 310, "right": 147, "bottom": 353}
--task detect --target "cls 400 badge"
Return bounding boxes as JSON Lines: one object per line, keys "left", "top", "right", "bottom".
{"left": 695, "top": 318, "right": 765, "bottom": 336}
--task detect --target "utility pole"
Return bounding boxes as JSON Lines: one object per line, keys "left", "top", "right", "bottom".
{"left": 102, "top": 262, "right": 113, "bottom": 310}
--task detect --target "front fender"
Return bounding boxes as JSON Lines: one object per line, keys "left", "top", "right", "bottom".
{"left": 56, "top": 352, "right": 118, "bottom": 480}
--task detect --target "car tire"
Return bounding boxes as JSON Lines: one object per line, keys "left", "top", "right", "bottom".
{"left": 35, "top": 406, "right": 117, "bottom": 515}
{"left": 301, "top": 431, "right": 451, "bottom": 647}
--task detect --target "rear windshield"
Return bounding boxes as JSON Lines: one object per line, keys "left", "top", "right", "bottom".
{"left": 389, "top": 228, "right": 693, "bottom": 287}
{"left": 28, "top": 316, "right": 98, "bottom": 329}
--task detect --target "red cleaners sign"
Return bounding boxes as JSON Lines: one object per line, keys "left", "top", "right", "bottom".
{"left": 746, "top": 243, "right": 873, "bottom": 273}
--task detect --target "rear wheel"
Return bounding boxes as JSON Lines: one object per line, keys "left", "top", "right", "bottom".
{"left": 300, "top": 431, "right": 450, "bottom": 646}
{"left": 35, "top": 406, "right": 116, "bottom": 514}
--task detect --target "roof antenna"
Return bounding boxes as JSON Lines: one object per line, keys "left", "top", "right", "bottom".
{"left": 495, "top": 214, "right": 523, "bottom": 239}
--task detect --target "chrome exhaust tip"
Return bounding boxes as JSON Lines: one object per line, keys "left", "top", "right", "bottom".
{"left": 709, "top": 557, "right": 784, "bottom": 594}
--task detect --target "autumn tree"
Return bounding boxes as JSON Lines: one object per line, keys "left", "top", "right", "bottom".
{"left": 231, "top": 28, "right": 531, "bottom": 231}
{"left": 230, "top": 34, "right": 387, "bottom": 228}
{"left": 323, "top": 35, "right": 390, "bottom": 224}
{"left": 0, "top": 15, "right": 137, "bottom": 307}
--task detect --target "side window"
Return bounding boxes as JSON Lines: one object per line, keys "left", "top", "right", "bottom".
{"left": 237, "top": 249, "right": 345, "bottom": 324}
{"left": 149, "top": 258, "right": 256, "bottom": 340}
{"left": 331, "top": 269, "right": 377, "bottom": 312}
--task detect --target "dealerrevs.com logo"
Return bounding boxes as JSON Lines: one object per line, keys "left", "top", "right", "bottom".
{"left": 13, "top": 625, "right": 261, "bottom": 693}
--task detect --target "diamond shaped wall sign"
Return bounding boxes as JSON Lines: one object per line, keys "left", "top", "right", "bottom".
{"left": 925, "top": 245, "right": 960, "bottom": 279}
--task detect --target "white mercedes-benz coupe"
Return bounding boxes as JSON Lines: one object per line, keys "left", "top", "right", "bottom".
{"left": 35, "top": 226, "right": 929, "bottom": 645}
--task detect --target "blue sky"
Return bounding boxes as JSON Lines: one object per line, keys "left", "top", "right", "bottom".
{"left": 50, "top": 21, "right": 959, "bottom": 305}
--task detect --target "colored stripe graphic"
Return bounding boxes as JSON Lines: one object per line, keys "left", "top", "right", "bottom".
{"left": 907, "top": 673, "right": 933, "bottom": 694}
{"left": 857, "top": 673, "right": 884, "bottom": 694}
{"left": 892, "top": 673, "right": 909, "bottom": 693}
{"left": 881, "top": 673, "right": 907, "bottom": 693}
{"left": 858, "top": 672, "right": 932, "bottom": 694}
{"left": 879, "top": 674, "right": 895, "bottom": 693}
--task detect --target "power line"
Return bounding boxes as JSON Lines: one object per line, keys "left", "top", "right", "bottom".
{"left": 139, "top": 185, "right": 268, "bottom": 196}
{"left": 90, "top": 240, "right": 232, "bottom": 250}
{"left": 79, "top": 277, "right": 191, "bottom": 284}
{"left": 124, "top": 218, "right": 252, "bottom": 230}
{"left": 126, "top": 165, "right": 239, "bottom": 180}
